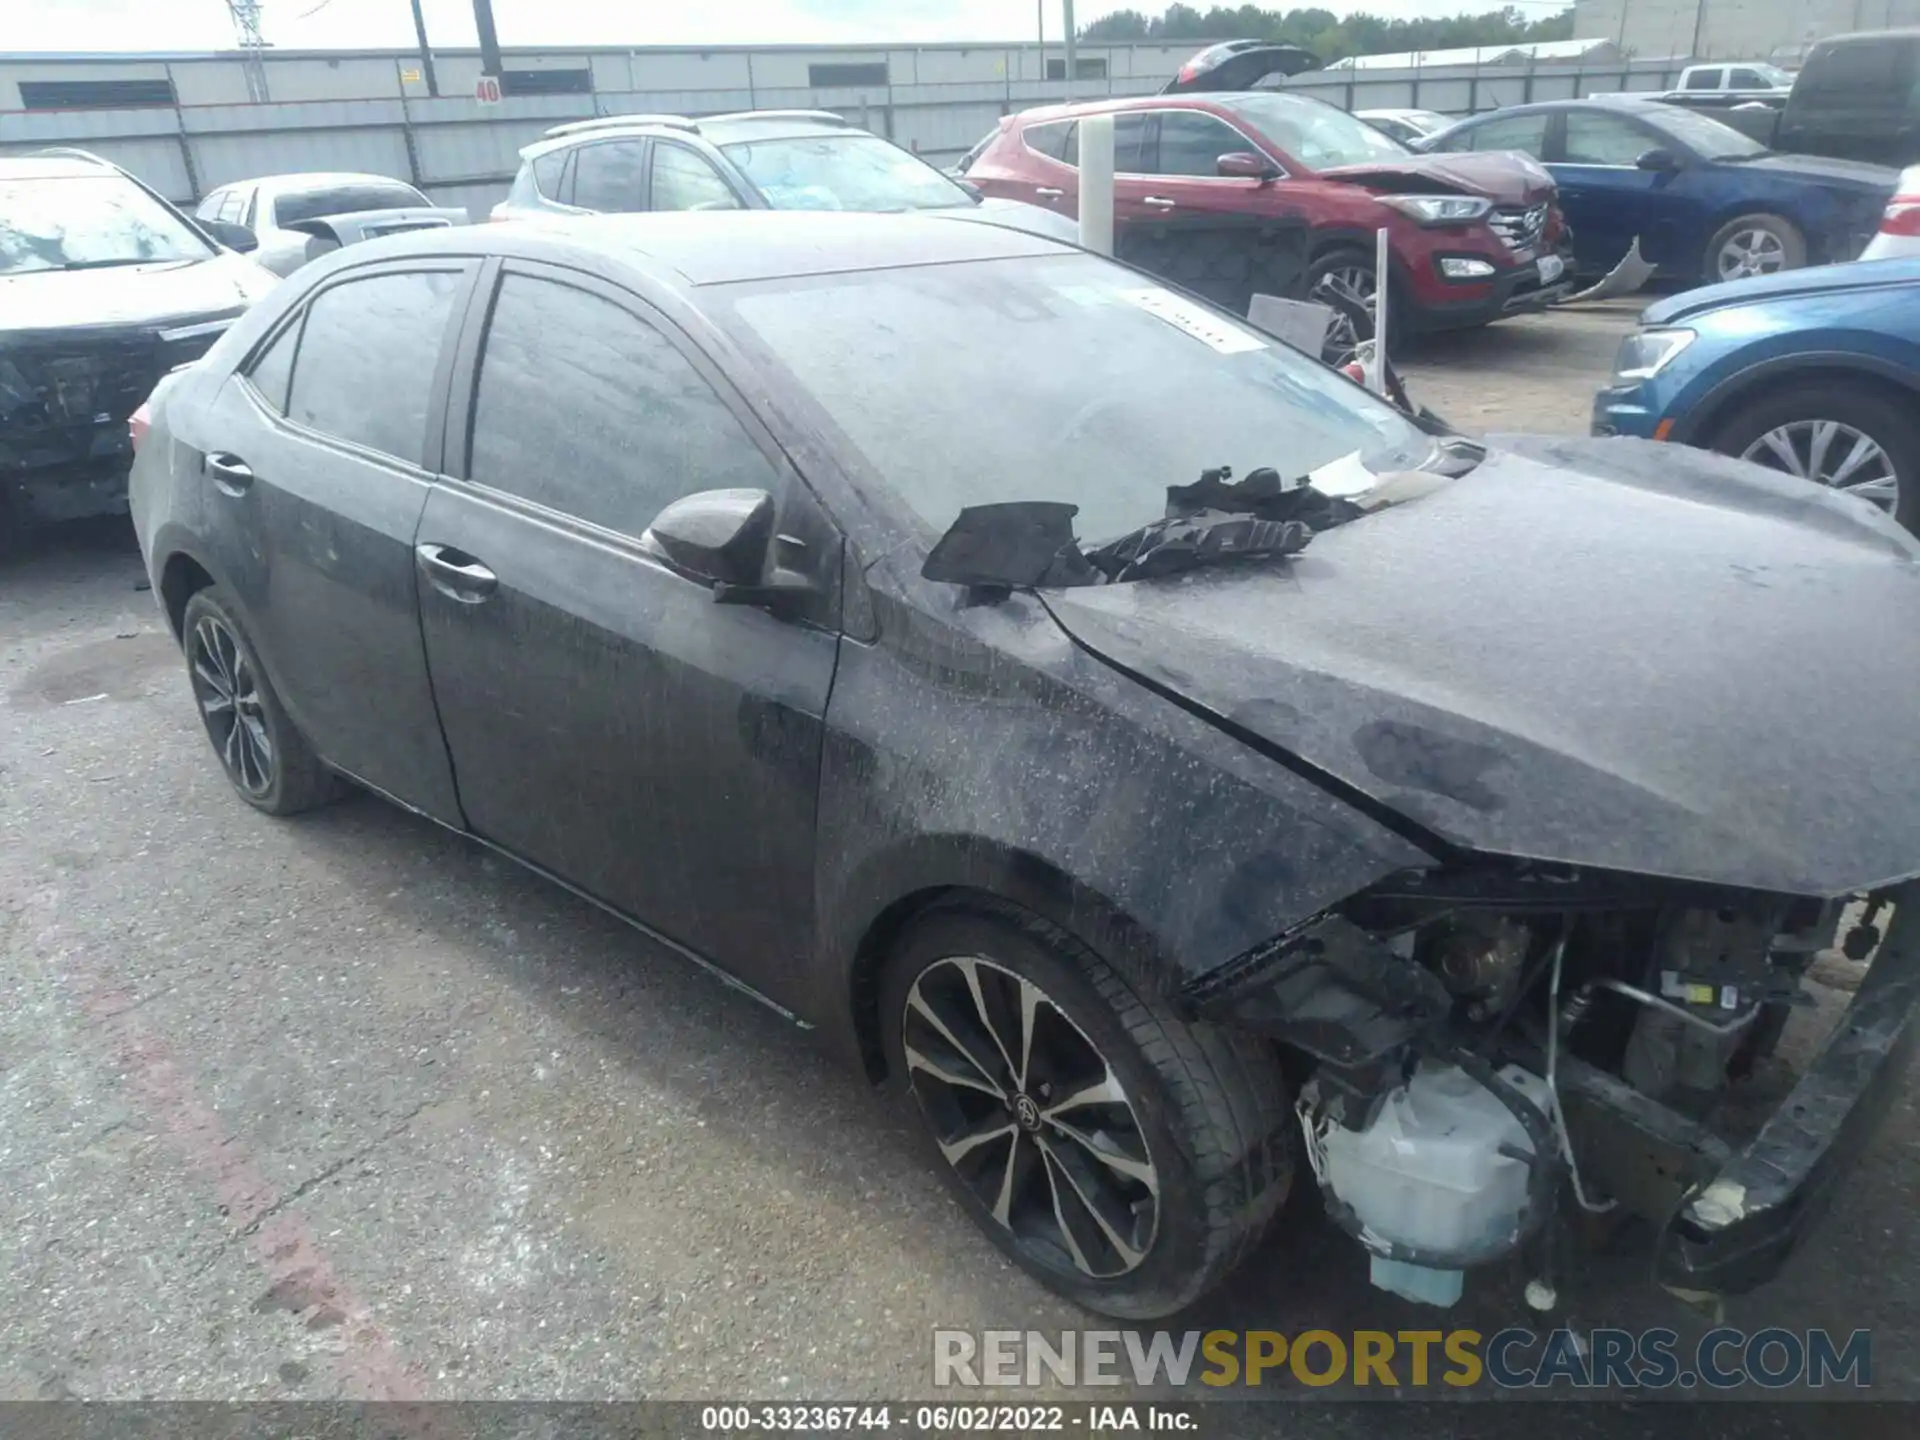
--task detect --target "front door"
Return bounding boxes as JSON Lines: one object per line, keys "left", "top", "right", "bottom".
{"left": 187, "top": 261, "right": 473, "bottom": 819}
{"left": 413, "top": 261, "right": 840, "bottom": 1002}
{"left": 1551, "top": 111, "right": 1694, "bottom": 273}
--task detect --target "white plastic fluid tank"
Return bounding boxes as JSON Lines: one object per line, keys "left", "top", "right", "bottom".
{"left": 1322, "top": 1061, "right": 1548, "bottom": 1261}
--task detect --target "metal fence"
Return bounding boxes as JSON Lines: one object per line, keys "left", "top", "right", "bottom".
{"left": 2, "top": 55, "right": 1701, "bottom": 222}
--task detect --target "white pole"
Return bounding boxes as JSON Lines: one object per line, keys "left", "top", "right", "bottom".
{"left": 1078, "top": 111, "right": 1115, "bottom": 255}
{"left": 1370, "top": 225, "right": 1391, "bottom": 396}
{"left": 1063, "top": 0, "right": 1077, "bottom": 97}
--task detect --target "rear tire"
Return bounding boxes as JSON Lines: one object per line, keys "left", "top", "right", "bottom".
{"left": 1703, "top": 212, "right": 1805, "bottom": 284}
{"left": 181, "top": 586, "right": 343, "bottom": 816}
{"left": 882, "top": 898, "right": 1293, "bottom": 1319}
{"left": 1708, "top": 380, "right": 1920, "bottom": 533}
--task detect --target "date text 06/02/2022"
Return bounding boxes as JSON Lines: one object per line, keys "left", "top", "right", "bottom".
{"left": 699, "top": 1404, "right": 1197, "bottom": 1432}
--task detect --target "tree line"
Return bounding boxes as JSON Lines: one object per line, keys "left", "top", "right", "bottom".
{"left": 1081, "top": 4, "right": 1578, "bottom": 63}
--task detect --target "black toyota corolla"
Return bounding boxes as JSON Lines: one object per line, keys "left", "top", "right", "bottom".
{"left": 130, "top": 212, "right": 1920, "bottom": 1320}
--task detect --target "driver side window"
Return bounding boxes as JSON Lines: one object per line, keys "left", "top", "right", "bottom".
{"left": 1562, "top": 112, "right": 1658, "bottom": 166}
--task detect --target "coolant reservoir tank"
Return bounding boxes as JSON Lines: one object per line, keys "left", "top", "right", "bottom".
{"left": 1322, "top": 1061, "right": 1548, "bottom": 1305}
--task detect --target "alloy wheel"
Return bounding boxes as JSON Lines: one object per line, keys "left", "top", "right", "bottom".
{"left": 1716, "top": 226, "right": 1788, "bottom": 281}
{"left": 902, "top": 954, "right": 1159, "bottom": 1279}
{"left": 1740, "top": 419, "right": 1900, "bottom": 511}
{"left": 1311, "top": 264, "right": 1376, "bottom": 352}
{"left": 189, "top": 615, "right": 275, "bottom": 796}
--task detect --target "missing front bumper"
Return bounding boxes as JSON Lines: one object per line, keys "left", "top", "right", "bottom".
{"left": 1653, "top": 885, "right": 1920, "bottom": 1293}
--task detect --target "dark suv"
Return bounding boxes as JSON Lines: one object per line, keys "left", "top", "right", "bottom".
{"left": 964, "top": 91, "right": 1571, "bottom": 340}
{"left": 1, "top": 149, "right": 277, "bottom": 530}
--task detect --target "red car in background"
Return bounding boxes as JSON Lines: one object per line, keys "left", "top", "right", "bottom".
{"left": 964, "top": 89, "right": 1572, "bottom": 346}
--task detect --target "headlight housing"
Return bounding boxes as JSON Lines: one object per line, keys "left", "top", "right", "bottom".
{"left": 1612, "top": 327, "right": 1696, "bottom": 380}
{"left": 1378, "top": 194, "right": 1493, "bottom": 225}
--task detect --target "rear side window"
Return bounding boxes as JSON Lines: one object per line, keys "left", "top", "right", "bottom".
{"left": 1683, "top": 68, "right": 1722, "bottom": 90}
{"left": 466, "top": 273, "right": 779, "bottom": 537}
{"left": 285, "top": 270, "right": 460, "bottom": 465}
{"left": 571, "top": 140, "right": 647, "bottom": 212}
{"left": 1023, "top": 120, "right": 1076, "bottom": 162}
{"left": 532, "top": 149, "right": 568, "bottom": 198}
{"left": 244, "top": 317, "right": 300, "bottom": 414}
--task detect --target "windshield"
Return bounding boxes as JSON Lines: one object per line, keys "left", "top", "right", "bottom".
{"left": 1645, "top": 105, "right": 1767, "bottom": 159}
{"left": 0, "top": 175, "right": 215, "bottom": 275}
{"left": 1214, "top": 92, "right": 1410, "bottom": 166}
{"left": 275, "top": 182, "right": 429, "bottom": 225}
{"left": 721, "top": 134, "right": 974, "bottom": 212}
{"left": 719, "top": 253, "right": 1430, "bottom": 543}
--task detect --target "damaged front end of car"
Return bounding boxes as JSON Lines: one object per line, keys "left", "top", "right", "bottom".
{"left": 1188, "top": 859, "right": 1920, "bottom": 1309}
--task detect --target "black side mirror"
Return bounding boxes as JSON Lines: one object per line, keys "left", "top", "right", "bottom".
{"left": 1635, "top": 148, "right": 1680, "bottom": 173}
{"left": 201, "top": 219, "right": 259, "bottom": 252}
{"left": 1217, "top": 151, "right": 1279, "bottom": 181}
{"left": 642, "top": 487, "right": 819, "bottom": 612}
{"left": 956, "top": 178, "right": 984, "bottom": 200}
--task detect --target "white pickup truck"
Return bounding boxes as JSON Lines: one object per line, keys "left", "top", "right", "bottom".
{"left": 1658, "top": 61, "right": 1796, "bottom": 107}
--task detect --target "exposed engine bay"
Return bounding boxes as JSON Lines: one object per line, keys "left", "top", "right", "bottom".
{"left": 1188, "top": 862, "right": 1914, "bottom": 1309}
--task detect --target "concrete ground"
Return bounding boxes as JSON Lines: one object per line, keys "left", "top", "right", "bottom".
{"left": 3, "top": 302, "right": 1917, "bottom": 1416}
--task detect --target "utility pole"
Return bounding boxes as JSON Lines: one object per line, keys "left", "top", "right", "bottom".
{"left": 225, "top": 0, "right": 270, "bottom": 103}
{"left": 409, "top": 0, "right": 440, "bottom": 95}
{"left": 1037, "top": 0, "right": 1045, "bottom": 80}
{"left": 472, "top": 0, "right": 504, "bottom": 88}
{"left": 1063, "top": 0, "right": 1077, "bottom": 96}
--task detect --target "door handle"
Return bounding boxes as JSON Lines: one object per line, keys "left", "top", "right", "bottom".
{"left": 1036, "top": 186, "right": 1065, "bottom": 200}
{"left": 415, "top": 543, "right": 498, "bottom": 603}
{"left": 1143, "top": 196, "right": 1177, "bottom": 210}
{"left": 204, "top": 452, "right": 253, "bottom": 495}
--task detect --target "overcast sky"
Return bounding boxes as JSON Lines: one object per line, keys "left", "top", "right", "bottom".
{"left": 10, "top": 0, "right": 1569, "bottom": 53}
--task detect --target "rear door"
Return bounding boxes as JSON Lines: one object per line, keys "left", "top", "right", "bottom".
{"left": 413, "top": 260, "right": 840, "bottom": 1000}
{"left": 188, "top": 260, "right": 473, "bottom": 820}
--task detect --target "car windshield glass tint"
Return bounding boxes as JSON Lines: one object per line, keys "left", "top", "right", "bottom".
{"left": 720, "top": 134, "right": 973, "bottom": 211}
{"left": 0, "top": 176, "right": 215, "bottom": 274}
{"left": 722, "top": 253, "right": 1431, "bottom": 542}
{"left": 1213, "top": 92, "right": 1409, "bottom": 165}
{"left": 1646, "top": 105, "right": 1766, "bottom": 158}
{"left": 276, "top": 183, "right": 428, "bottom": 225}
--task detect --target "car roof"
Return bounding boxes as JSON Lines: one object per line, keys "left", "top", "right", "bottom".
{"left": 345, "top": 210, "right": 1069, "bottom": 289}
{"left": 252, "top": 171, "right": 420, "bottom": 193}
{"left": 0, "top": 151, "right": 121, "bottom": 181}
{"left": 522, "top": 109, "right": 861, "bottom": 161}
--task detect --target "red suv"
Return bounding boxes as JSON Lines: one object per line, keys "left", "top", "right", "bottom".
{"left": 965, "top": 91, "right": 1571, "bottom": 343}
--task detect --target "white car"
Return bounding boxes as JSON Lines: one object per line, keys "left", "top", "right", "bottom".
{"left": 194, "top": 172, "right": 466, "bottom": 277}
{"left": 1860, "top": 166, "right": 1920, "bottom": 260}
{"left": 1353, "top": 108, "right": 1452, "bottom": 147}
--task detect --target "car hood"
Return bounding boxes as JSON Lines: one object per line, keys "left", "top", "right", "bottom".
{"left": 963, "top": 196, "right": 1081, "bottom": 242}
{"left": 1731, "top": 151, "right": 1900, "bottom": 191}
{"left": 1317, "top": 150, "right": 1557, "bottom": 205}
{"left": 1040, "top": 436, "right": 1920, "bottom": 896}
{"left": 1642, "top": 253, "right": 1920, "bottom": 322}
{"left": 0, "top": 251, "right": 279, "bottom": 334}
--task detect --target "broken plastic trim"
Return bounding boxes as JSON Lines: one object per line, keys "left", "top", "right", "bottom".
{"left": 920, "top": 466, "right": 1338, "bottom": 591}
{"left": 1560, "top": 238, "right": 1657, "bottom": 305}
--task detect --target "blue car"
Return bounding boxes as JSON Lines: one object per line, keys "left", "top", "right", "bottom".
{"left": 1424, "top": 98, "right": 1895, "bottom": 284}
{"left": 1592, "top": 255, "right": 1920, "bottom": 530}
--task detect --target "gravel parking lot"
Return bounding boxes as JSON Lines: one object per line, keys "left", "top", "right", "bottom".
{"left": 4, "top": 299, "right": 1917, "bottom": 1419}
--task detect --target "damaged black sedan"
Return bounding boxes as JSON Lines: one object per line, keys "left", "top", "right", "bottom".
{"left": 130, "top": 212, "right": 1920, "bottom": 1320}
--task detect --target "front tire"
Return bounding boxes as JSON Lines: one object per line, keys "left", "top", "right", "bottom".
{"left": 882, "top": 899, "right": 1293, "bottom": 1319}
{"left": 181, "top": 586, "right": 342, "bottom": 815}
{"left": 1708, "top": 380, "right": 1920, "bottom": 533}
{"left": 1307, "top": 247, "right": 1402, "bottom": 359}
{"left": 1704, "top": 212, "right": 1805, "bottom": 284}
